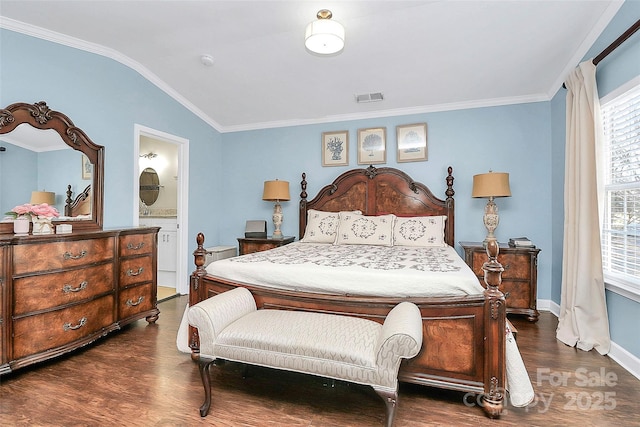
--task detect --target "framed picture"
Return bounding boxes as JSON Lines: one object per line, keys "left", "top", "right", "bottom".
{"left": 396, "top": 123, "right": 428, "bottom": 162}
{"left": 81, "top": 154, "right": 92, "bottom": 179}
{"left": 321, "top": 131, "right": 349, "bottom": 167}
{"left": 357, "top": 127, "right": 386, "bottom": 165}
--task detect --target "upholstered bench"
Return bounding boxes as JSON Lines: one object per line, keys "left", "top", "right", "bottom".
{"left": 188, "top": 287, "right": 423, "bottom": 427}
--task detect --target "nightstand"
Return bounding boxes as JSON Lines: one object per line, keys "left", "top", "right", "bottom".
{"left": 460, "top": 241, "right": 541, "bottom": 322}
{"left": 237, "top": 236, "right": 295, "bottom": 255}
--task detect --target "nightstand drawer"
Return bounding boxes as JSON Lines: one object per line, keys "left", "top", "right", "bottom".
{"left": 237, "top": 236, "right": 295, "bottom": 255}
{"left": 501, "top": 280, "right": 531, "bottom": 309}
{"left": 460, "top": 241, "right": 541, "bottom": 322}
{"left": 470, "top": 252, "right": 530, "bottom": 280}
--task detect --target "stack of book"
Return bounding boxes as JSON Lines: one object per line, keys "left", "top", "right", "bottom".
{"left": 509, "top": 237, "right": 535, "bottom": 248}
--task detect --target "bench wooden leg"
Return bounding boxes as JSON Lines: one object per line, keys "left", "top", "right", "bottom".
{"left": 373, "top": 387, "right": 398, "bottom": 427}
{"left": 198, "top": 358, "right": 215, "bottom": 417}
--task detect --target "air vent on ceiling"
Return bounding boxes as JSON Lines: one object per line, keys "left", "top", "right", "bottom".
{"left": 355, "top": 92, "right": 384, "bottom": 103}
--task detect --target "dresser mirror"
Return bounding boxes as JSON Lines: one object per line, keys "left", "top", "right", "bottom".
{"left": 0, "top": 101, "right": 104, "bottom": 233}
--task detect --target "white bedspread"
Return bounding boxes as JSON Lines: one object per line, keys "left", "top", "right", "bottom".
{"left": 206, "top": 242, "right": 484, "bottom": 297}
{"left": 199, "top": 241, "right": 534, "bottom": 408}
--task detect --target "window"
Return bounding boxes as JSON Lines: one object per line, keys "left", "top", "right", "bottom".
{"left": 600, "top": 78, "right": 640, "bottom": 299}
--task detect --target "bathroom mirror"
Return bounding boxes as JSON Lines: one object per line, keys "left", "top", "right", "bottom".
{"left": 0, "top": 101, "right": 104, "bottom": 233}
{"left": 139, "top": 167, "right": 160, "bottom": 206}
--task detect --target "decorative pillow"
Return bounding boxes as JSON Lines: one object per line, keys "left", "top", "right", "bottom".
{"left": 393, "top": 215, "right": 447, "bottom": 247}
{"left": 335, "top": 212, "right": 395, "bottom": 246}
{"left": 301, "top": 210, "right": 362, "bottom": 243}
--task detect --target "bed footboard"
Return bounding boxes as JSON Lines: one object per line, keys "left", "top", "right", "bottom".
{"left": 189, "top": 233, "right": 506, "bottom": 418}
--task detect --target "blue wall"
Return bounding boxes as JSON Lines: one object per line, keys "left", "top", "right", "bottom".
{"left": 219, "top": 104, "right": 554, "bottom": 304}
{"left": 1, "top": 1, "right": 637, "bottom": 361}
{"left": 549, "top": 0, "right": 640, "bottom": 358}
{"left": 0, "top": 29, "right": 223, "bottom": 246}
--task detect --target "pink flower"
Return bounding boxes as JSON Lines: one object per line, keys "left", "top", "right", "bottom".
{"left": 30, "top": 203, "right": 59, "bottom": 217}
{"left": 5, "top": 203, "right": 60, "bottom": 219}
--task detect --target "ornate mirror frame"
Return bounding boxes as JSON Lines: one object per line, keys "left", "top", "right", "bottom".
{"left": 0, "top": 101, "right": 104, "bottom": 233}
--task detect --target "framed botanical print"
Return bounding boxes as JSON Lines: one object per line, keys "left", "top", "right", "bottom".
{"left": 322, "top": 131, "right": 349, "bottom": 166}
{"left": 81, "top": 154, "right": 92, "bottom": 179}
{"left": 396, "top": 123, "right": 427, "bottom": 162}
{"left": 357, "top": 127, "right": 386, "bottom": 165}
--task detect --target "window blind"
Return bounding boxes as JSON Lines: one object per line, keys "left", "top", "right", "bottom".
{"left": 601, "top": 84, "right": 640, "bottom": 290}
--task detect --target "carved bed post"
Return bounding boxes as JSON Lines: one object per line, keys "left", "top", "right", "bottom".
{"left": 445, "top": 166, "right": 455, "bottom": 246}
{"left": 481, "top": 238, "right": 506, "bottom": 417}
{"left": 189, "top": 232, "right": 209, "bottom": 360}
{"left": 299, "top": 172, "right": 308, "bottom": 240}
{"left": 65, "top": 185, "right": 73, "bottom": 217}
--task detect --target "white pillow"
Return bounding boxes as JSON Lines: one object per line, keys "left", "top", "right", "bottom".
{"left": 301, "top": 209, "right": 361, "bottom": 243}
{"left": 393, "top": 215, "right": 447, "bottom": 247}
{"left": 335, "top": 212, "right": 395, "bottom": 246}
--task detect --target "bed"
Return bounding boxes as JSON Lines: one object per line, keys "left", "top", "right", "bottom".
{"left": 64, "top": 184, "right": 91, "bottom": 217}
{"left": 189, "top": 166, "right": 532, "bottom": 417}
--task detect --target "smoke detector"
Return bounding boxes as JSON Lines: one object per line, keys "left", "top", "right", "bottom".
{"left": 200, "top": 54, "right": 215, "bottom": 66}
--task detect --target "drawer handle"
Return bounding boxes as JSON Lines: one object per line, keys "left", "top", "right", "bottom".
{"left": 126, "top": 267, "right": 144, "bottom": 277}
{"left": 63, "top": 281, "right": 88, "bottom": 293}
{"left": 63, "top": 317, "right": 87, "bottom": 331}
{"left": 503, "top": 264, "right": 511, "bottom": 270}
{"left": 126, "top": 296, "right": 145, "bottom": 307}
{"left": 63, "top": 250, "right": 87, "bottom": 260}
{"left": 127, "top": 242, "right": 145, "bottom": 250}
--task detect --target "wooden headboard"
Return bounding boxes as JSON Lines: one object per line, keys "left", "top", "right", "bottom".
{"left": 299, "top": 165, "right": 455, "bottom": 246}
{"left": 65, "top": 184, "right": 92, "bottom": 217}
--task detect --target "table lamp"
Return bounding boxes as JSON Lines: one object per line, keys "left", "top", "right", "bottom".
{"left": 262, "top": 179, "right": 290, "bottom": 239}
{"left": 31, "top": 190, "right": 55, "bottom": 205}
{"left": 472, "top": 171, "right": 511, "bottom": 245}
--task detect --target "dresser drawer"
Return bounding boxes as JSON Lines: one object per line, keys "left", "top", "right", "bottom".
{"left": 12, "top": 294, "right": 115, "bottom": 359}
{"left": 13, "top": 263, "right": 115, "bottom": 316}
{"left": 118, "top": 283, "right": 154, "bottom": 319}
{"left": 119, "top": 233, "right": 154, "bottom": 257}
{"left": 119, "top": 256, "right": 153, "bottom": 287}
{"left": 470, "top": 251, "right": 530, "bottom": 280}
{"left": 13, "top": 238, "right": 115, "bottom": 275}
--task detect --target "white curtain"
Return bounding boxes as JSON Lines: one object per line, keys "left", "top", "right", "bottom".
{"left": 556, "top": 60, "right": 611, "bottom": 355}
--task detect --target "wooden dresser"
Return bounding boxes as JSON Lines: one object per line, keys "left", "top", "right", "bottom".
{"left": 0, "top": 227, "right": 160, "bottom": 374}
{"left": 460, "top": 241, "right": 541, "bottom": 322}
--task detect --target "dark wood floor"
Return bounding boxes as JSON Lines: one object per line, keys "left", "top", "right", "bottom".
{"left": 1, "top": 295, "right": 638, "bottom": 426}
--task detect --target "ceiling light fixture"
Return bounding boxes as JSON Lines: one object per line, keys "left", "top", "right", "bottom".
{"left": 305, "top": 9, "right": 344, "bottom": 55}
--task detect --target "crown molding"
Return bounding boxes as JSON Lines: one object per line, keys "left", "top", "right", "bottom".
{"left": 0, "top": 17, "right": 224, "bottom": 132}
{"left": 220, "top": 93, "right": 549, "bottom": 133}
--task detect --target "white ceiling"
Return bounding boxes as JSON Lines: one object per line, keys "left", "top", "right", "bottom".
{"left": 0, "top": 1, "right": 623, "bottom": 133}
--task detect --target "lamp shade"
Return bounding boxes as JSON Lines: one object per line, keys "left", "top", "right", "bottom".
{"left": 31, "top": 191, "right": 55, "bottom": 205}
{"left": 471, "top": 172, "right": 511, "bottom": 198}
{"left": 262, "top": 180, "right": 290, "bottom": 201}
{"left": 305, "top": 10, "right": 344, "bottom": 55}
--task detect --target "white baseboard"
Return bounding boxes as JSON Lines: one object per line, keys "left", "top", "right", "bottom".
{"left": 609, "top": 341, "right": 640, "bottom": 380}
{"left": 537, "top": 298, "right": 640, "bottom": 380}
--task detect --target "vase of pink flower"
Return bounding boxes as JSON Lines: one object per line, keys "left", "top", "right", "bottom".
{"left": 5, "top": 203, "right": 60, "bottom": 235}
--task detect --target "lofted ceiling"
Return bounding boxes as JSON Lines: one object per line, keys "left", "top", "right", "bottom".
{"left": 0, "top": 1, "right": 623, "bottom": 133}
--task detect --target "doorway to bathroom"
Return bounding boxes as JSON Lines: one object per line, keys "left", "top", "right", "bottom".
{"left": 133, "top": 125, "right": 189, "bottom": 301}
